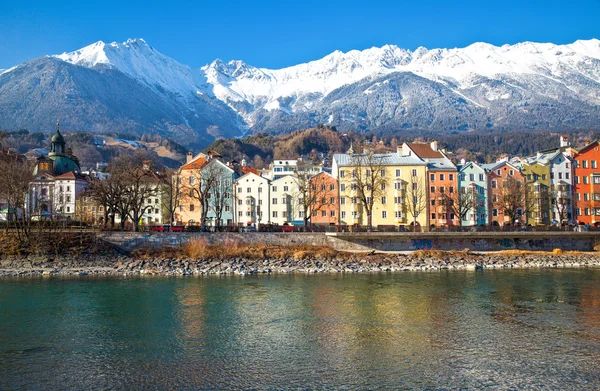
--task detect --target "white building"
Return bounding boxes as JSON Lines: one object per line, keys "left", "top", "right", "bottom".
{"left": 233, "top": 172, "right": 270, "bottom": 227}
{"left": 269, "top": 175, "right": 303, "bottom": 225}
{"left": 54, "top": 172, "right": 89, "bottom": 218}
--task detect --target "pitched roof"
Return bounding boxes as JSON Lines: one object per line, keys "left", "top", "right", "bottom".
{"left": 241, "top": 166, "right": 260, "bottom": 175}
{"left": 181, "top": 157, "right": 207, "bottom": 170}
{"left": 406, "top": 143, "right": 444, "bottom": 159}
{"left": 333, "top": 153, "right": 426, "bottom": 167}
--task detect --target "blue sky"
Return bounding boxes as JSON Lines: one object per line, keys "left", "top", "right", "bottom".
{"left": 1, "top": 0, "right": 599, "bottom": 70}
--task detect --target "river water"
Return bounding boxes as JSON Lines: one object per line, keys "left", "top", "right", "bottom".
{"left": 1, "top": 269, "right": 600, "bottom": 390}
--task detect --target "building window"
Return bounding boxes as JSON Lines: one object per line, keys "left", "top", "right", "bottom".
{"left": 272, "top": 186, "right": 277, "bottom": 192}
{"left": 395, "top": 211, "right": 402, "bottom": 218}
{"left": 583, "top": 160, "right": 588, "bottom": 168}
{"left": 340, "top": 170, "right": 345, "bottom": 178}
{"left": 492, "top": 209, "right": 498, "bottom": 217}
{"left": 341, "top": 211, "right": 346, "bottom": 219}
{"left": 190, "top": 204, "right": 195, "bottom": 211}
{"left": 281, "top": 197, "right": 287, "bottom": 204}
{"left": 340, "top": 184, "right": 346, "bottom": 191}
{"left": 412, "top": 169, "right": 417, "bottom": 177}
{"left": 381, "top": 196, "right": 387, "bottom": 204}
{"left": 479, "top": 174, "right": 484, "bottom": 181}
{"left": 396, "top": 169, "right": 401, "bottom": 177}
{"left": 272, "top": 198, "right": 277, "bottom": 205}
{"left": 430, "top": 186, "right": 436, "bottom": 194}
{"left": 394, "top": 182, "right": 402, "bottom": 190}
{"left": 382, "top": 211, "right": 387, "bottom": 218}
{"left": 439, "top": 174, "right": 445, "bottom": 181}
{"left": 431, "top": 213, "right": 436, "bottom": 220}
{"left": 593, "top": 161, "right": 597, "bottom": 169}
{"left": 380, "top": 169, "right": 386, "bottom": 177}
{"left": 321, "top": 210, "right": 327, "bottom": 217}
{"left": 330, "top": 211, "right": 336, "bottom": 217}
{"left": 491, "top": 180, "right": 497, "bottom": 189}
{"left": 584, "top": 176, "right": 589, "bottom": 184}
{"left": 469, "top": 174, "right": 474, "bottom": 181}
{"left": 340, "top": 197, "right": 345, "bottom": 205}
{"left": 272, "top": 211, "right": 278, "bottom": 218}
{"left": 430, "top": 173, "right": 435, "bottom": 182}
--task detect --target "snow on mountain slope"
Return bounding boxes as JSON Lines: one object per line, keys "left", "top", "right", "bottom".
{"left": 54, "top": 38, "right": 206, "bottom": 100}
{"left": 198, "top": 38, "right": 600, "bottom": 124}
{"left": 52, "top": 37, "right": 600, "bottom": 123}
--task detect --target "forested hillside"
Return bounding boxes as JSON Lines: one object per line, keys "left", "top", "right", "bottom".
{"left": 204, "top": 126, "right": 600, "bottom": 167}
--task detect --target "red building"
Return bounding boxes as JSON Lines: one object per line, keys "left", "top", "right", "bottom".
{"left": 309, "top": 172, "right": 339, "bottom": 225}
{"left": 573, "top": 141, "right": 600, "bottom": 226}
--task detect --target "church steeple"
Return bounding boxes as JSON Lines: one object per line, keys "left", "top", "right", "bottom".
{"left": 49, "top": 120, "right": 66, "bottom": 156}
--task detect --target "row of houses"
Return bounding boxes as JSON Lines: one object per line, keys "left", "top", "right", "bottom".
{"left": 11, "top": 124, "right": 600, "bottom": 229}
{"left": 175, "top": 135, "right": 600, "bottom": 229}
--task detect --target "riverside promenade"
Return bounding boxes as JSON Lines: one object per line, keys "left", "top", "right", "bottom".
{"left": 97, "top": 231, "right": 600, "bottom": 253}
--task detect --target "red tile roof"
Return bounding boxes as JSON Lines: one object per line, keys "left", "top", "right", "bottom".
{"left": 241, "top": 166, "right": 260, "bottom": 175}
{"left": 181, "top": 157, "right": 207, "bottom": 170}
{"left": 406, "top": 143, "right": 444, "bottom": 159}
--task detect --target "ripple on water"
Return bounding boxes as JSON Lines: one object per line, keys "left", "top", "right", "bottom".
{"left": 1, "top": 270, "right": 600, "bottom": 390}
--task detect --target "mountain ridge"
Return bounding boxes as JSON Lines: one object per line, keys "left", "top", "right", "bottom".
{"left": 1, "top": 37, "right": 600, "bottom": 147}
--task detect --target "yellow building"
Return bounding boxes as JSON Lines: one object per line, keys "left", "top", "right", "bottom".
{"left": 332, "top": 150, "right": 428, "bottom": 230}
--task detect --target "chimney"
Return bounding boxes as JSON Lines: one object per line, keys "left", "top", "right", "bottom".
{"left": 430, "top": 140, "right": 438, "bottom": 151}
{"left": 241, "top": 158, "right": 247, "bottom": 167}
{"left": 560, "top": 135, "right": 570, "bottom": 148}
{"left": 186, "top": 151, "right": 193, "bottom": 164}
{"left": 399, "top": 143, "right": 410, "bottom": 157}
{"left": 460, "top": 158, "right": 466, "bottom": 166}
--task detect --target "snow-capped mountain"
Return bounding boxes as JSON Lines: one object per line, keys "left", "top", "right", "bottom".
{"left": 1, "top": 37, "right": 600, "bottom": 147}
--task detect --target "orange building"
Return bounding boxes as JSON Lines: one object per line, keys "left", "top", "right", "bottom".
{"left": 486, "top": 161, "right": 525, "bottom": 226}
{"left": 401, "top": 141, "right": 459, "bottom": 227}
{"left": 309, "top": 172, "right": 339, "bottom": 226}
{"left": 573, "top": 141, "right": 600, "bottom": 226}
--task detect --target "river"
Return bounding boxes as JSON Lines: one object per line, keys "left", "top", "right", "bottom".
{"left": 1, "top": 269, "right": 600, "bottom": 390}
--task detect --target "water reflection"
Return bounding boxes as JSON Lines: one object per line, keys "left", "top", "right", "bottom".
{"left": 2, "top": 270, "right": 600, "bottom": 390}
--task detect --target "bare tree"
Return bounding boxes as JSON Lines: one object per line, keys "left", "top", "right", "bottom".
{"left": 403, "top": 174, "right": 427, "bottom": 231}
{"left": 307, "top": 173, "right": 338, "bottom": 226}
{"left": 88, "top": 175, "right": 123, "bottom": 228}
{"left": 160, "top": 168, "right": 181, "bottom": 225}
{"left": 108, "top": 153, "right": 160, "bottom": 231}
{"left": 210, "top": 178, "right": 232, "bottom": 229}
{"left": 181, "top": 160, "right": 219, "bottom": 230}
{"left": 550, "top": 182, "right": 572, "bottom": 225}
{"left": 455, "top": 185, "right": 478, "bottom": 225}
{"left": 0, "top": 153, "right": 33, "bottom": 243}
{"left": 342, "top": 151, "right": 389, "bottom": 231}
{"left": 495, "top": 176, "right": 526, "bottom": 225}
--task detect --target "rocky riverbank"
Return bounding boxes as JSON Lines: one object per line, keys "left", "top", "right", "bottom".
{"left": 2, "top": 251, "right": 600, "bottom": 277}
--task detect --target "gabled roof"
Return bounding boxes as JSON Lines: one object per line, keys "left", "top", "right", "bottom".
{"left": 181, "top": 156, "right": 207, "bottom": 170}
{"left": 405, "top": 143, "right": 445, "bottom": 159}
{"left": 574, "top": 140, "right": 600, "bottom": 156}
{"left": 241, "top": 166, "right": 260, "bottom": 175}
{"left": 234, "top": 171, "right": 269, "bottom": 183}
{"left": 459, "top": 161, "right": 486, "bottom": 173}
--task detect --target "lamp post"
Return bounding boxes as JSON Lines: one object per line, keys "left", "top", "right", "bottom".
{"left": 257, "top": 182, "right": 262, "bottom": 230}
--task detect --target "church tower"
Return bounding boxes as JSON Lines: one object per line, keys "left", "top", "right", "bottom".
{"left": 49, "top": 120, "right": 66, "bottom": 157}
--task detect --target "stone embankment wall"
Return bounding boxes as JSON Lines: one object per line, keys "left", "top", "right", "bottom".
{"left": 325, "top": 232, "right": 600, "bottom": 252}
{"left": 98, "top": 232, "right": 328, "bottom": 252}
{"left": 98, "top": 231, "right": 600, "bottom": 252}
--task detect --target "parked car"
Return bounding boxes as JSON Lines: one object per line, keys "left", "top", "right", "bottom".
{"left": 240, "top": 226, "right": 257, "bottom": 233}
{"left": 151, "top": 226, "right": 165, "bottom": 232}
{"left": 171, "top": 226, "right": 184, "bottom": 232}
{"left": 281, "top": 225, "right": 295, "bottom": 232}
